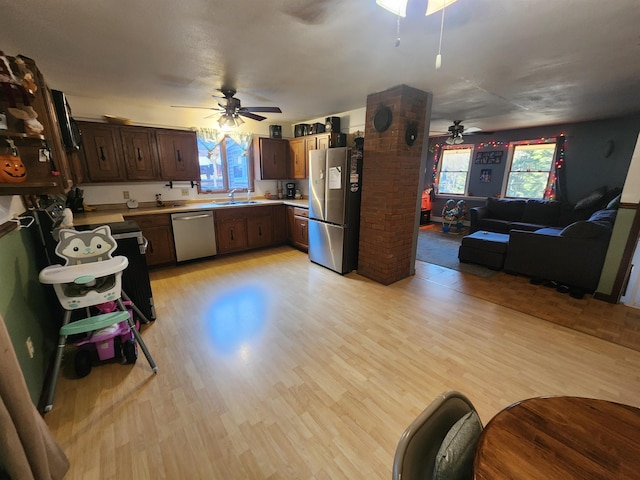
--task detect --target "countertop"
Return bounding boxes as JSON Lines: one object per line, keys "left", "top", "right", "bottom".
{"left": 72, "top": 198, "right": 309, "bottom": 226}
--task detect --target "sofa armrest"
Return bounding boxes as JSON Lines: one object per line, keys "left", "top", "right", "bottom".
{"left": 470, "top": 206, "right": 488, "bottom": 233}
{"left": 504, "top": 229, "right": 611, "bottom": 291}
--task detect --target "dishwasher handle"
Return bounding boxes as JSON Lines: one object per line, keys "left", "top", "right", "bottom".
{"left": 139, "top": 235, "right": 149, "bottom": 255}
{"left": 173, "top": 213, "right": 212, "bottom": 221}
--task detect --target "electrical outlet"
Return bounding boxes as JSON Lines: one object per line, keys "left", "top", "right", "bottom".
{"left": 181, "top": 188, "right": 189, "bottom": 196}
{"left": 123, "top": 191, "right": 130, "bottom": 199}
{"left": 26, "top": 337, "right": 35, "bottom": 359}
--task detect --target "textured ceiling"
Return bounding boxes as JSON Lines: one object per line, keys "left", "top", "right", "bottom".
{"left": 3, "top": 0, "right": 640, "bottom": 135}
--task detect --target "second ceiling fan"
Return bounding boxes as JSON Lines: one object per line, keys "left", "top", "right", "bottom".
{"left": 445, "top": 120, "right": 486, "bottom": 144}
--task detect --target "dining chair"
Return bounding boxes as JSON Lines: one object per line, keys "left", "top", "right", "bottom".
{"left": 392, "top": 390, "right": 483, "bottom": 480}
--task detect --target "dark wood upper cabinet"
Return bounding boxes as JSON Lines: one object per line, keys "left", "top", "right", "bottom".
{"left": 156, "top": 129, "right": 199, "bottom": 181}
{"left": 253, "top": 137, "right": 288, "bottom": 180}
{"left": 78, "top": 123, "right": 198, "bottom": 183}
{"left": 120, "top": 126, "right": 159, "bottom": 181}
{"left": 78, "top": 122, "right": 125, "bottom": 182}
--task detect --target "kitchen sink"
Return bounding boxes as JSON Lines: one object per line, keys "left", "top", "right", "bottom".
{"left": 214, "top": 200, "right": 260, "bottom": 205}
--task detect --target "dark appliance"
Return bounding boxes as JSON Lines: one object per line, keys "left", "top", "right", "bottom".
{"left": 310, "top": 122, "right": 325, "bottom": 135}
{"left": 325, "top": 116, "right": 341, "bottom": 133}
{"left": 294, "top": 124, "right": 310, "bottom": 137}
{"left": 76, "top": 221, "right": 156, "bottom": 321}
{"left": 269, "top": 125, "right": 282, "bottom": 139}
{"left": 51, "top": 90, "right": 82, "bottom": 152}
{"left": 308, "top": 146, "right": 363, "bottom": 274}
{"left": 286, "top": 182, "right": 296, "bottom": 199}
{"left": 329, "top": 133, "right": 347, "bottom": 148}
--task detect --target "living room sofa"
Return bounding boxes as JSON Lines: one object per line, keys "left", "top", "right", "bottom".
{"left": 470, "top": 198, "right": 565, "bottom": 234}
{"left": 503, "top": 209, "right": 618, "bottom": 292}
{"left": 470, "top": 187, "right": 622, "bottom": 234}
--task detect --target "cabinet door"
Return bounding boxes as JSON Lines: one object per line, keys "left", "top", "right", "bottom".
{"left": 125, "top": 214, "right": 176, "bottom": 266}
{"left": 289, "top": 138, "right": 306, "bottom": 179}
{"left": 272, "top": 205, "right": 287, "bottom": 244}
{"left": 156, "top": 130, "right": 199, "bottom": 181}
{"left": 145, "top": 226, "right": 176, "bottom": 266}
{"left": 303, "top": 137, "right": 317, "bottom": 179}
{"left": 120, "top": 126, "right": 159, "bottom": 180}
{"left": 316, "top": 134, "right": 330, "bottom": 150}
{"left": 255, "top": 137, "right": 287, "bottom": 180}
{"left": 293, "top": 216, "right": 308, "bottom": 250}
{"left": 217, "top": 219, "right": 248, "bottom": 253}
{"left": 78, "top": 122, "right": 125, "bottom": 182}
{"left": 247, "top": 214, "right": 273, "bottom": 249}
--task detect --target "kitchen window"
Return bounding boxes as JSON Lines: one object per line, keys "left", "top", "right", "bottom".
{"left": 503, "top": 142, "right": 556, "bottom": 199}
{"left": 436, "top": 147, "right": 473, "bottom": 195}
{"left": 197, "top": 131, "right": 253, "bottom": 193}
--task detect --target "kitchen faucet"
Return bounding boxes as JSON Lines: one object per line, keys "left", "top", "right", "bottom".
{"left": 228, "top": 188, "right": 236, "bottom": 203}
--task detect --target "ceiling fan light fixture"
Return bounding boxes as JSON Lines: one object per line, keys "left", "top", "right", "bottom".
{"left": 425, "top": 0, "right": 458, "bottom": 16}
{"left": 376, "top": 0, "right": 408, "bottom": 17}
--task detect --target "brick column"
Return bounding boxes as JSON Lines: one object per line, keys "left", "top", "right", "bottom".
{"left": 358, "top": 84, "right": 432, "bottom": 285}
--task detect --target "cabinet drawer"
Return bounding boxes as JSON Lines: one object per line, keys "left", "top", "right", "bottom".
{"left": 216, "top": 207, "right": 248, "bottom": 221}
{"left": 127, "top": 213, "right": 171, "bottom": 228}
{"left": 293, "top": 207, "right": 308, "bottom": 218}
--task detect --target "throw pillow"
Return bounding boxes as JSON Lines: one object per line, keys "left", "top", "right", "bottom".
{"left": 433, "top": 411, "right": 483, "bottom": 480}
{"left": 574, "top": 186, "right": 608, "bottom": 211}
{"left": 560, "top": 221, "right": 610, "bottom": 239}
{"left": 606, "top": 193, "right": 621, "bottom": 210}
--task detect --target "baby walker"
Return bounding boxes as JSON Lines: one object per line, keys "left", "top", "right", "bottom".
{"left": 72, "top": 300, "right": 139, "bottom": 378}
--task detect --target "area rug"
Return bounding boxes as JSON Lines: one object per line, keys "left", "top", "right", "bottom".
{"left": 416, "top": 225, "right": 497, "bottom": 278}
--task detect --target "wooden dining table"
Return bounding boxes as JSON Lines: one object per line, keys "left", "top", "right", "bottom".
{"left": 473, "top": 396, "right": 640, "bottom": 480}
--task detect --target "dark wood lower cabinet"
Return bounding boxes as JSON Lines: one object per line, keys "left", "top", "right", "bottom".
{"left": 247, "top": 213, "right": 273, "bottom": 249}
{"left": 217, "top": 216, "right": 248, "bottom": 254}
{"left": 128, "top": 205, "right": 302, "bottom": 266}
{"left": 287, "top": 206, "right": 308, "bottom": 251}
{"left": 124, "top": 214, "right": 176, "bottom": 267}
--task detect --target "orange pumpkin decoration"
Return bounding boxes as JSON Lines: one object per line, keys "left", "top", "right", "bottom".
{"left": 0, "top": 154, "right": 27, "bottom": 183}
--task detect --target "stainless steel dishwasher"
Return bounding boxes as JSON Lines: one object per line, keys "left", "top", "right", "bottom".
{"left": 171, "top": 211, "right": 217, "bottom": 262}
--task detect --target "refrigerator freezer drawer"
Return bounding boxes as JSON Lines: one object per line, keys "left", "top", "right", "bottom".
{"left": 309, "top": 220, "right": 348, "bottom": 274}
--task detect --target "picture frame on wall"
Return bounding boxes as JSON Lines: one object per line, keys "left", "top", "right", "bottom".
{"left": 475, "top": 151, "right": 503, "bottom": 164}
{"left": 480, "top": 169, "right": 492, "bottom": 183}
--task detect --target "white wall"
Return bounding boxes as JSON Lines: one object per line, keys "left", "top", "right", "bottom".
{"left": 621, "top": 132, "right": 640, "bottom": 203}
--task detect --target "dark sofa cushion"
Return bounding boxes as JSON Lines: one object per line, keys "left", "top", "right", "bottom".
{"left": 510, "top": 222, "right": 548, "bottom": 232}
{"left": 486, "top": 197, "right": 526, "bottom": 221}
{"left": 560, "top": 221, "right": 610, "bottom": 239}
{"left": 588, "top": 208, "right": 617, "bottom": 226}
{"left": 477, "top": 218, "right": 513, "bottom": 234}
{"left": 522, "top": 199, "right": 561, "bottom": 226}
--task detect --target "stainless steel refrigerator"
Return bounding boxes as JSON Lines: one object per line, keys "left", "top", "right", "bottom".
{"left": 308, "top": 146, "right": 363, "bottom": 274}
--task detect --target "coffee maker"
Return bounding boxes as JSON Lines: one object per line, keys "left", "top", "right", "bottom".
{"left": 286, "top": 182, "right": 296, "bottom": 198}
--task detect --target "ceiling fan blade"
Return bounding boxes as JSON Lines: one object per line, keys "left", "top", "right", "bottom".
{"left": 239, "top": 111, "right": 267, "bottom": 121}
{"left": 171, "top": 105, "right": 221, "bottom": 110}
{"left": 240, "top": 106, "right": 282, "bottom": 114}
{"left": 464, "top": 126, "right": 482, "bottom": 134}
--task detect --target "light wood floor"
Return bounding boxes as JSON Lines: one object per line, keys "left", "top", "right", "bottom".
{"left": 45, "top": 246, "right": 640, "bottom": 479}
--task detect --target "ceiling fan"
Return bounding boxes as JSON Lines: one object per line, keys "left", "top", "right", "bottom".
{"left": 171, "top": 88, "right": 282, "bottom": 127}
{"left": 443, "top": 120, "right": 486, "bottom": 144}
